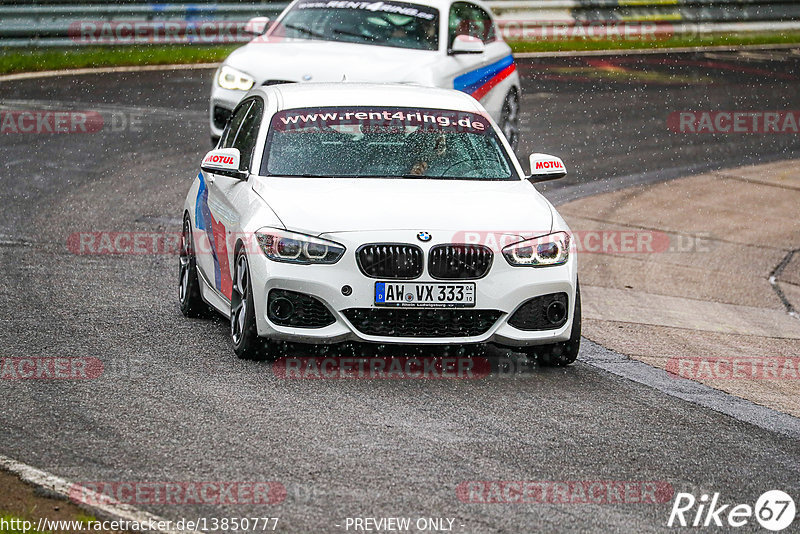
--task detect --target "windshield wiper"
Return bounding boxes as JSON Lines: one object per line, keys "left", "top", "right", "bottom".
{"left": 286, "top": 174, "right": 387, "bottom": 178}
{"left": 349, "top": 174, "right": 430, "bottom": 179}
{"left": 270, "top": 173, "right": 434, "bottom": 179}
{"left": 331, "top": 28, "right": 371, "bottom": 41}
{"left": 344, "top": 174, "right": 429, "bottom": 179}
{"left": 283, "top": 24, "right": 326, "bottom": 39}
{"left": 266, "top": 173, "right": 329, "bottom": 178}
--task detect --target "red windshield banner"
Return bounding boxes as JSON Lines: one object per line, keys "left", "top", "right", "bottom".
{"left": 271, "top": 107, "right": 492, "bottom": 134}
{"left": 295, "top": 0, "right": 437, "bottom": 20}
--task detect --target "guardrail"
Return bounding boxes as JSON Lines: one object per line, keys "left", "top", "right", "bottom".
{"left": 485, "top": 0, "right": 800, "bottom": 23}
{"left": 0, "top": 3, "right": 289, "bottom": 47}
{"left": 0, "top": 0, "right": 798, "bottom": 48}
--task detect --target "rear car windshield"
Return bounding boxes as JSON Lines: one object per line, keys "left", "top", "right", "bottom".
{"left": 261, "top": 106, "right": 519, "bottom": 181}
{"left": 270, "top": 0, "right": 439, "bottom": 51}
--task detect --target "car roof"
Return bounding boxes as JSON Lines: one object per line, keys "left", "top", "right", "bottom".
{"left": 252, "top": 82, "right": 485, "bottom": 113}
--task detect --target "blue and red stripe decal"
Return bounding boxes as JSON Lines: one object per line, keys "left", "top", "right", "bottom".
{"left": 195, "top": 172, "right": 232, "bottom": 299}
{"left": 454, "top": 55, "right": 516, "bottom": 101}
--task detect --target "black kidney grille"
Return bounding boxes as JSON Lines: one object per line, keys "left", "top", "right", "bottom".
{"left": 428, "top": 244, "right": 493, "bottom": 279}
{"left": 357, "top": 244, "right": 423, "bottom": 279}
{"left": 343, "top": 308, "right": 502, "bottom": 338}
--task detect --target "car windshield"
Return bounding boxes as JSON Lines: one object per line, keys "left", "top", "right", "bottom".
{"left": 270, "top": 0, "right": 439, "bottom": 51}
{"left": 261, "top": 106, "right": 518, "bottom": 181}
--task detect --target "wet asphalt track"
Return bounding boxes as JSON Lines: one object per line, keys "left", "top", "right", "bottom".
{"left": 1, "top": 49, "right": 799, "bottom": 532}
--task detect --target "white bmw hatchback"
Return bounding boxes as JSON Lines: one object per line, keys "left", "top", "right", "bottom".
{"left": 182, "top": 83, "right": 580, "bottom": 365}
{"left": 210, "top": 0, "right": 521, "bottom": 148}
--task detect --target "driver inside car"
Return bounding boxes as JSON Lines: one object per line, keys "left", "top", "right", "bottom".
{"left": 408, "top": 132, "right": 448, "bottom": 175}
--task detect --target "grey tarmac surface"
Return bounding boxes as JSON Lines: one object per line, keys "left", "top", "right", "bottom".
{"left": 0, "top": 50, "right": 799, "bottom": 532}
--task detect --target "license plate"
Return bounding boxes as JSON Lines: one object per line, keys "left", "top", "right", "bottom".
{"left": 374, "top": 282, "right": 476, "bottom": 308}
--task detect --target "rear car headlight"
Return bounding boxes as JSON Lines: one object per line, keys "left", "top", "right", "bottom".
{"left": 256, "top": 229, "right": 345, "bottom": 264}
{"left": 217, "top": 65, "right": 255, "bottom": 91}
{"left": 502, "top": 231, "right": 570, "bottom": 267}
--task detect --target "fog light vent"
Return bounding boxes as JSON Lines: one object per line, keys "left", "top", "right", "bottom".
{"left": 508, "top": 293, "right": 569, "bottom": 331}
{"left": 267, "top": 289, "right": 335, "bottom": 328}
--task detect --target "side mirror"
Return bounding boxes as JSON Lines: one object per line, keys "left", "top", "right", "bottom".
{"left": 201, "top": 148, "right": 248, "bottom": 180}
{"left": 450, "top": 34, "right": 485, "bottom": 55}
{"left": 244, "top": 17, "right": 270, "bottom": 37}
{"left": 528, "top": 153, "right": 567, "bottom": 183}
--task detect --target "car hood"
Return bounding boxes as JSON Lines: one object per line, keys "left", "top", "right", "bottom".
{"left": 251, "top": 177, "right": 554, "bottom": 236}
{"left": 226, "top": 39, "right": 439, "bottom": 84}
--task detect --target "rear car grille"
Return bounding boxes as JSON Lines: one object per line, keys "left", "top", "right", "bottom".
{"left": 508, "top": 292, "right": 569, "bottom": 331}
{"left": 343, "top": 308, "right": 502, "bottom": 338}
{"left": 357, "top": 244, "right": 423, "bottom": 279}
{"left": 268, "top": 289, "right": 335, "bottom": 328}
{"left": 428, "top": 244, "right": 493, "bottom": 279}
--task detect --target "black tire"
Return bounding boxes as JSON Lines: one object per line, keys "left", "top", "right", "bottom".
{"left": 230, "top": 247, "right": 276, "bottom": 361}
{"left": 500, "top": 90, "right": 520, "bottom": 152}
{"left": 525, "top": 283, "right": 581, "bottom": 367}
{"left": 179, "top": 215, "right": 211, "bottom": 318}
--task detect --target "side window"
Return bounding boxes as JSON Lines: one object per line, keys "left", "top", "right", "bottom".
{"left": 477, "top": 7, "right": 496, "bottom": 42}
{"left": 231, "top": 99, "right": 264, "bottom": 172}
{"left": 219, "top": 101, "right": 253, "bottom": 150}
{"left": 448, "top": 3, "right": 495, "bottom": 47}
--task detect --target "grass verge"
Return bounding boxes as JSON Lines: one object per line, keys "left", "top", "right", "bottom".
{"left": 0, "top": 45, "right": 237, "bottom": 75}
{"left": 0, "top": 470, "right": 126, "bottom": 534}
{"left": 0, "top": 32, "right": 799, "bottom": 75}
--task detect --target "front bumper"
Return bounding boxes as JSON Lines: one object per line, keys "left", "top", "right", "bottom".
{"left": 246, "top": 231, "right": 578, "bottom": 346}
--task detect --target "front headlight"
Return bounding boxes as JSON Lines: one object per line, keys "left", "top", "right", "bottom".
{"left": 217, "top": 65, "right": 255, "bottom": 91}
{"left": 502, "top": 231, "right": 570, "bottom": 267}
{"left": 255, "top": 228, "right": 345, "bottom": 264}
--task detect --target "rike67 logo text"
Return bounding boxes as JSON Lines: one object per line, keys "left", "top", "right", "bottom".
{"left": 668, "top": 490, "right": 795, "bottom": 531}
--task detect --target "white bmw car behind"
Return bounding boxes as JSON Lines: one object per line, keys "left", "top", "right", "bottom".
{"left": 210, "top": 0, "right": 521, "bottom": 149}
{"left": 182, "top": 83, "right": 580, "bottom": 365}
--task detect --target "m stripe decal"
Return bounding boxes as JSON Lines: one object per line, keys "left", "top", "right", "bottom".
{"left": 453, "top": 55, "right": 515, "bottom": 99}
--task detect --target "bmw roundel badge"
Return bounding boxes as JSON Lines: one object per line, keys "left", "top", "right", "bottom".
{"left": 417, "top": 231, "right": 431, "bottom": 242}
